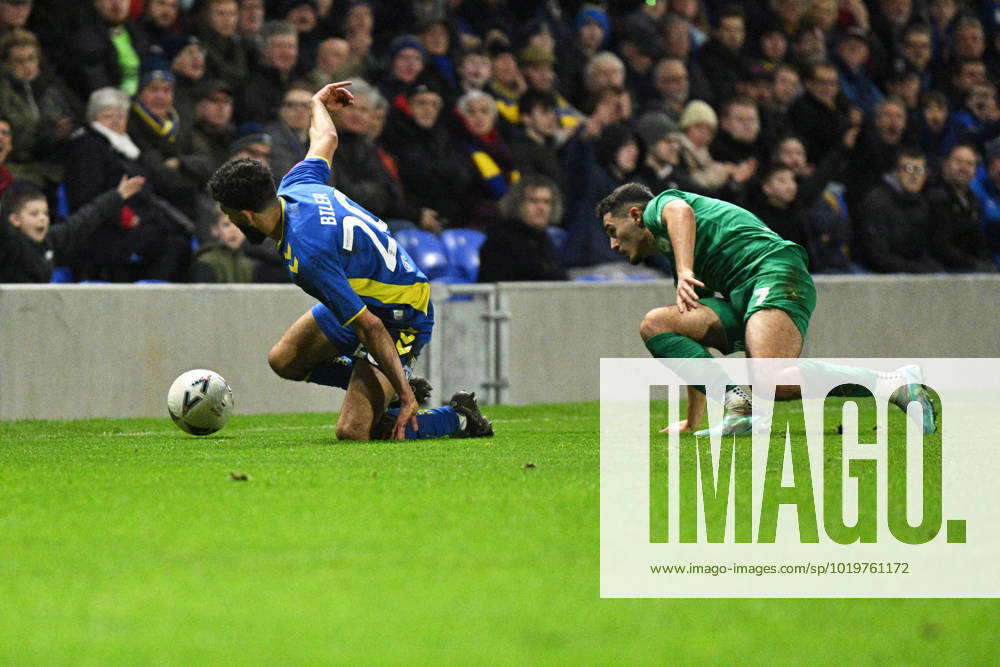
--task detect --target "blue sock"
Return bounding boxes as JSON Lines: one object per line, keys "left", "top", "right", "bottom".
{"left": 305, "top": 357, "right": 354, "bottom": 389}
{"left": 385, "top": 406, "right": 461, "bottom": 439}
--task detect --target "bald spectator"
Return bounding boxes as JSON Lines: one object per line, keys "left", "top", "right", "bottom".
{"left": 303, "top": 37, "right": 352, "bottom": 91}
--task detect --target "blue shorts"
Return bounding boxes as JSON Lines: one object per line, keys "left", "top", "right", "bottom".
{"left": 310, "top": 302, "right": 434, "bottom": 372}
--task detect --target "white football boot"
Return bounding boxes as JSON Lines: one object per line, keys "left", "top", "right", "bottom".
{"left": 694, "top": 385, "right": 766, "bottom": 436}
{"left": 878, "top": 364, "right": 937, "bottom": 434}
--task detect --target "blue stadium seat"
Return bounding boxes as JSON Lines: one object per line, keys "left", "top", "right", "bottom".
{"left": 49, "top": 266, "right": 74, "bottom": 283}
{"left": 440, "top": 228, "right": 486, "bottom": 283}
{"left": 54, "top": 183, "right": 70, "bottom": 219}
{"left": 393, "top": 229, "right": 452, "bottom": 280}
{"left": 546, "top": 226, "right": 569, "bottom": 255}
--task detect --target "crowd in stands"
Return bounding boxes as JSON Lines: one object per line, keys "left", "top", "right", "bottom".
{"left": 2, "top": 0, "right": 1000, "bottom": 284}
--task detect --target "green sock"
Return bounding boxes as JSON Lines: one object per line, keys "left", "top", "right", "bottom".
{"left": 645, "top": 333, "right": 715, "bottom": 397}
{"left": 644, "top": 332, "right": 714, "bottom": 359}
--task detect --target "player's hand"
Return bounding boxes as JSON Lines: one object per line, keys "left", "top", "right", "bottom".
{"left": 392, "top": 393, "right": 419, "bottom": 440}
{"left": 660, "top": 419, "right": 694, "bottom": 434}
{"left": 675, "top": 269, "right": 704, "bottom": 313}
{"left": 116, "top": 175, "right": 145, "bottom": 200}
{"left": 314, "top": 81, "right": 354, "bottom": 112}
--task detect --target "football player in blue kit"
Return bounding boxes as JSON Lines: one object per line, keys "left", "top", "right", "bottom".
{"left": 207, "top": 81, "right": 492, "bottom": 441}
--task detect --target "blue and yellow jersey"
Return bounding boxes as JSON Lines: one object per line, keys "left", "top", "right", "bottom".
{"left": 276, "top": 158, "right": 432, "bottom": 330}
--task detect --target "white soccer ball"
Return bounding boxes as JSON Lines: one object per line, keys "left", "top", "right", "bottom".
{"left": 166, "top": 369, "right": 233, "bottom": 435}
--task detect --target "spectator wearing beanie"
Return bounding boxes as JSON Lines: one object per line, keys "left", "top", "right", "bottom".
{"left": 557, "top": 4, "right": 611, "bottom": 110}
{"left": 379, "top": 34, "right": 427, "bottom": 108}
{"left": 675, "top": 100, "right": 733, "bottom": 193}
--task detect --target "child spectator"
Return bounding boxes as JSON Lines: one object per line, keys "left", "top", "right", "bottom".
{"left": 0, "top": 175, "right": 144, "bottom": 282}
{"left": 189, "top": 206, "right": 258, "bottom": 283}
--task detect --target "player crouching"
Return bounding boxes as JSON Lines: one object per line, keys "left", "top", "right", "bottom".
{"left": 207, "top": 81, "right": 492, "bottom": 441}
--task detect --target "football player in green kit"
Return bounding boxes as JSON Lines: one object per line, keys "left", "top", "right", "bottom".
{"left": 596, "top": 183, "right": 936, "bottom": 436}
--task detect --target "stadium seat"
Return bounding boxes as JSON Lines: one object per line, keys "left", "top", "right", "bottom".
{"left": 134, "top": 279, "right": 170, "bottom": 284}
{"left": 440, "top": 228, "right": 486, "bottom": 283}
{"left": 546, "top": 226, "right": 569, "bottom": 255}
{"left": 54, "top": 184, "right": 70, "bottom": 219}
{"left": 393, "top": 229, "right": 453, "bottom": 281}
{"left": 573, "top": 274, "right": 611, "bottom": 282}
{"left": 49, "top": 266, "right": 73, "bottom": 283}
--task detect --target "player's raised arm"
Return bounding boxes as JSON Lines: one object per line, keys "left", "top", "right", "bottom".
{"left": 661, "top": 199, "right": 704, "bottom": 312}
{"left": 307, "top": 81, "right": 355, "bottom": 165}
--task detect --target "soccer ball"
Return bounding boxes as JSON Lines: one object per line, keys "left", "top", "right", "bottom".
{"left": 167, "top": 369, "right": 233, "bottom": 435}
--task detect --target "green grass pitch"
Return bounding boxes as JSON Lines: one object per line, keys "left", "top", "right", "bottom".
{"left": 0, "top": 401, "right": 996, "bottom": 664}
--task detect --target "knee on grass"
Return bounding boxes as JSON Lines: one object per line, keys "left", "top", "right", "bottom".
{"left": 335, "top": 419, "right": 373, "bottom": 441}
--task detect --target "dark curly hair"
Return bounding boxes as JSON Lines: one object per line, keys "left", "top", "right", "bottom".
{"left": 207, "top": 158, "right": 277, "bottom": 212}
{"left": 595, "top": 182, "right": 654, "bottom": 221}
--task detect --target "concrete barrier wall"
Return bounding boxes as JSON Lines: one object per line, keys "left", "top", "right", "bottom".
{"left": 2, "top": 276, "right": 998, "bottom": 419}
{"left": 497, "top": 275, "right": 1000, "bottom": 405}
{"left": 0, "top": 285, "right": 344, "bottom": 421}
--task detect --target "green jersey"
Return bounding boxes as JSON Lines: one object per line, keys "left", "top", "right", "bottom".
{"left": 642, "top": 189, "right": 804, "bottom": 296}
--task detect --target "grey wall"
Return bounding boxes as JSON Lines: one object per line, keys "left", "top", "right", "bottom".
{"left": 2, "top": 276, "right": 998, "bottom": 419}
{"left": 499, "top": 276, "right": 1000, "bottom": 404}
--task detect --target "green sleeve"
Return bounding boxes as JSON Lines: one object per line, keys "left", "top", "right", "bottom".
{"left": 641, "top": 190, "right": 684, "bottom": 234}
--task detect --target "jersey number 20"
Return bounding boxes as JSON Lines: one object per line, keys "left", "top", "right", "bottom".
{"left": 335, "top": 190, "right": 398, "bottom": 271}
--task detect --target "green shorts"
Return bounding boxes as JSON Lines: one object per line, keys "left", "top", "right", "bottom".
{"left": 701, "top": 247, "right": 816, "bottom": 354}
